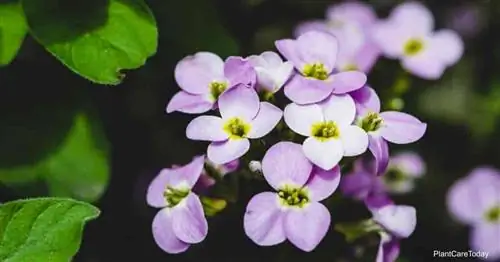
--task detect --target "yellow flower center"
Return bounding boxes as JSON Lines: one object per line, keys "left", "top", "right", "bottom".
{"left": 360, "top": 112, "right": 384, "bottom": 132}
{"left": 163, "top": 186, "right": 189, "bottom": 208}
{"left": 302, "top": 63, "right": 329, "bottom": 80}
{"left": 209, "top": 81, "right": 228, "bottom": 101}
{"left": 278, "top": 185, "right": 309, "bottom": 207}
{"left": 403, "top": 39, "right": 424, "bottom": 56}
{"left": 223, "top": 117, "right": 251, "bottom": 140}
{"left": 484, "top": 206, "right": 500, "bottom": 223}
{"left": 311, "top": 121, "right": 340, "bottom": 141}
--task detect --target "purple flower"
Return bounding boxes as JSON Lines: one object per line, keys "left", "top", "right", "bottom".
{"left": 284, "top": 94, "right": 368, "bottom": 170}
{"left": 247, "top": 51, "right": 294, "bottom": 94}
{"left": 351, "top": 86, "right": 427, "bottom": 174}
{"left": 447, "top": 167, "right": 500, "bottom": 260}
{"left": 146, "top": 156, "right": 208, "bottom": 254}
{"left": 376, "top": 233, "right": 400, "bottom": 262}
{"left": 275, "top": 31, "right": 367, "bottom": 104}
{"left": 193, "top": 158, "right": 240, "bottom": 194}
{"left": 446, "top": 4, "right": 483, "bottom": 38}
{"left": 382, "top": 152, "right": 425, "bottom": 194}
{"left": 371, "top": 2, "right": 464, "bottom": 80}
{"left": 166, "top": 52, "right": 256, "bottom": 114}
{"left": 186, "top": 85, "right": 282, "bottom": 164}
{"left": 294, "top": 2, "right": 380, "bottom": 73}
{"left": 243, "top": 142, "right": 340, "bottom": 251}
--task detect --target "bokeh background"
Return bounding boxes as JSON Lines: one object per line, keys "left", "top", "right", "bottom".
{"left": 0, "top": 0, "right": 498, "bottom": 261}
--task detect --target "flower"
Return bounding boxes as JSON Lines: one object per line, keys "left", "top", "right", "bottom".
{"left": 351, "top": 86, "right": 427, "bottom": 174}
{"left": 146, "top": 156, "right": 208, "bottom": 254}
{"left": 167, "top": 52, "right": 256, "bottom": 114}
{"left": 371, "top": 2, "right": 464, "bottom": 80}
{"left": 447, "top": 167, "right": 500, "bottom": 260}
{"left": 275, "top": 31, "right": 367, "bottom": 104}
{"left": 284, "top": 94, "right": 368, "bottom": 170}
{"left": 295, "top": 1, "right": 380, "bottom": 73}
{"left": 243, "top": 142, "right": 340, "bottom": 251}
{"left": 186, "top": 84, "right": 282, "bottom": 164}
{"left": 247, "top": 51, "right": 294, "bottom": 94}
{"left": 382, "top": 152, "right": 425, "bottom": 194}
{"left": 193, "top": 158, "right": 240, "bottom": 194}
{"left": 373, "top": 205, "right": 416, "bottom": 262}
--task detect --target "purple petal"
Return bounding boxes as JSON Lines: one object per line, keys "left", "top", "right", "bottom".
{"left": 339, "top": 125, "right": 369, "bottom": 156}
{"left": 262, "top": 142, "right": 313, "bottom": 190}
{"left": 284, "top": 103, "right": 323, "bottom": 137}
{"left": 365, "top": 193, "right": 394, "bottom": 211}
{"left": 340, "top": 171, "right": 374, "bottom": 200}
{"left": 303, "top": 137, "right": 343, "bottom": 170}
{"left": 369, "top": 134, "right": 390, "bottom": 175}
{"left": 353, "top": 43, "right": 380, "bottom": 73}
{"left": 192, "top": 172, "right": 216, "bottom": 194}
{"left": 218, "top": 84, "right": 260, "bottom": 121}
{"left": 275, "top": 39, "right": 303, "bottom": 70}
{"left": 167, "top": 155, "right": 206, "bottom": 189}
{"left": 401, "top": 53, "right": 446, "bottom": 80}
{"left": 295, "top": 31, "right": 339, "bottom": 71}
{"left": 284, "top": 74, "right": 335, "bottom": 105}
{"left": 389, "top": 2, "right": 434, "bottom": 34}
{"left": 371, "top": 21, "right": 410, "bottom": 59}
{"left": 186, "top": 115, "right": 228, "bottom": 142}
{"left": 294, "top": 20, "right": 331, "bottom": 38}
{"left": 350, "top": 85, "right": 381, "bottom": 115}
{"left": 175, "top": 52, "right": 224, "bottom": 95}
{"left": 430, "top": 29, "right": 464, "bottom": 66}
{"left": 172, "top": 193, "right": 208, "bottom": 244}
{"left": 166, "top": 91, "right": 214, "bottom": 114}
{"left": 326, "top": 2, "right": 377, "bottom": 28}
{"left": 284, "top": 202, "right": 331, "bottom": 252}
{"left": 376, "top": 233, "right": 400, "bottom": 262}
{"left": 152, "top": 208, "right": 190, "bottom": 254}
{"left": 379, "top": 111, "right": 427, "bottom": 144}
{"left": 243, "top": 192, "right": 286, "bottom": 246}
{"left": 470, "top": 223, "right": 500, "bottom": 260}
{"left": 247, "top": 102, "right": 283, "bottom": 139}
{"left": 331, "top": 71, "right": 367, "bottom": 94}
{"left": 147, "top": 169, "right": 171, "bottom": 208}
{"left": 305, "top": 166, "right": 341, "bottom": 201}
{"left": 260, "top": 51, "right": 285, "bottom": 67}
{"left": 224, "top": 56, "right": 257, "bottom": 87}
{"left": 219, "top": 159, "right": 240, "bottom": 175}
{"left": 372, "top": 205, "right": 417, "bottom": 238}
{"left": 207, "top": 139, "right": 250, "bottom": 165}
{"left": 390, "top": 152, "right": 425, "bottom": 177}
{"left": 320, "top": 94, "right": 356, "bottom": 126}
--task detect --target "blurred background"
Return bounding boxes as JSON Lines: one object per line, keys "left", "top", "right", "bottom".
{"left": 0, "top": 0, "right": 499, "bottom": 261}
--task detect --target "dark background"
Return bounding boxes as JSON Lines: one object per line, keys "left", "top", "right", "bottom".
{"left": 1, "top": 0, "right": 499, "bottom": 261}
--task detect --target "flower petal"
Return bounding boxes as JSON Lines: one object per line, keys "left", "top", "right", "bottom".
{"left": 331, "top": 71, "right": 367, "bottom": 94}
{"left": 218, "top": 84, "right": 260, "bottom": 121}
{"left": 275, "top": 39, "right": 303, "bottom": 70}
{"left": 376, "top": 233, "right": 400, "bottom": 262}
{"left": 379, "top": 111, "right": 427, "bottom": 144}
{"left": 303, "top": 137, "right": 343, "bottom": 170}
{"left": 305, "top": 166, "right": 341, "bottom": 201}
{"left": 470, "top": 223, "right": 500, "bottom": 260}
{"left": 390, "top": 2, "right": 434, "bottom": 34}
{"left": 152, "top": 208, "right": 190, "bottom": 254}
{"left": 260, "top": 51, "right": 285, "bottom": 67}
{"left": 168, "top": 155, "right": 206, "bottom": 189}
{"left": 340, "top": 171, "right": 374, "bottom": 200}
{"left": 369, "top": 134, "right": 390, "bottom": 175}
{"left": 320, "top": 94, "right": 356, "bottom": 126}
{"left": 350, "top": 85, "right": 381, "bottom": 115}
{"left": 284, "top": 102, "right": 323, "bottom": 137}
{"left": 272, "top": 62, "right": 294, "bottom": 91}
{"left": 326, "top": 2, "right": 377, "bottom": 28}
{"left": 371, "top": 21, "right": 411, "bottom": 59}
{"left": 296, "top": 31, "right": 339, "bottom": 71}
{"left": 401, "top": 53, "right": 446, "bottom": 80}
{"left": 254, "top": 67, "right": 278, "bottom": 92}
{"left": 243, "top": 192, "right": 286, "bottom": 246}
{"left": 353, "top": 43, "right": 380, "bottom": 73}
{"left": 172, "top": 193, "right": 208, "bottom": 244}
{"left": 147, "top": 169, "right": 171, "bottom": 208}
{"left": 284, "top": 202, "right": 331, "bottom": 252}
{"left": 284, "top": 74, "right": 335, "bottom": 105}
{"left": 175, "top": 52, "right": 224, "bottom": 95}
{"left": 166, "top": 91, "right": 214, "bottom": 114}
{"left": 365, "top": 193, "right": 394, "bottom": 211}
{"left": 430, "top": 29, "right": 464, "bottom": 66}
{"left": 186, "top": 115, "right": 228, "bottom": 142}
{"left": 262, "top": 141, "right": 313, "bottom": 190}
{"left": 207, "top": 139, "right": 250, "bottom": 165}
{"left": 294, "top": 20, "right": 331, "bottom": 38}
{"left": 340, "top": 125, "right": 369, "bottom": 157}
{"left": 247, "top": 102, "right": 283, "bottom": 139}
{"left": 224, "top": 56, "right": 257, "bottom": 87}
{"left": 390, "top": 152, "right": 425, "bottom": 177}
{"left": 372, "top": 204, "right": 417, "bottom": 238}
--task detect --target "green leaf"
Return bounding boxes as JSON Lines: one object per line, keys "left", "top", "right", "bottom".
{"left": 0, "top": 1, "right": 27, "bottom": 66}
{"left": 0, "top": 197, "right": 100, "bottom": 262}
{"left": 0, "top": 112, "right": 110, "bottom": 202}
{"left": 335, "top": 219, "right": 382, "bottom": 243}
{"left": 22, "top": 0, "right": 158, "bottom": 84}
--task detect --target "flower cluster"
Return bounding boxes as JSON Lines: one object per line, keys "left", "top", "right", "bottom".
{"left": 447, "top": 167, "right": 500, "bottom": 260}
{"left": 148, "top": 1, "right": 463, "bottom": 260}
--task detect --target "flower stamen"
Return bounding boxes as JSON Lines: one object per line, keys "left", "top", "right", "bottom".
{"left": 361, "top": 112, "right": 384, "bottom": 132}
{"left": 404, "top": 39, "right": 424, "bottom": 56}
{"left": 311, "top": 121, "right": 340, "bottom": 141}
{"left": 209, "top": 81, "right": 228, "bottom": 101}
{"left": 302, "top": 63, "right": 329, "bottom": 80}
{"left": 164, "top": 186, "right": 189, "bottom": 207}
{"left": 278, "top": 185, "right": 309, "bottom": 207}
{"left": 223, "top": 117, "right": 251, "bottom": 140}
{"left": 484, "top": 206, "right": 500, "bottom": 223}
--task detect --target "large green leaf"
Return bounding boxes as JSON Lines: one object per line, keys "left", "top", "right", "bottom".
{"left": 0, "top": 1, "right": 27, "bottom": 65}
{"left": 0, "top": 197, "right": 99, "bottom": 262}
{"left": 0, "top": 112, "right": 110, "bottom": 202}
{"left": 22, "top": 0, "right": 158, "bottom": 85}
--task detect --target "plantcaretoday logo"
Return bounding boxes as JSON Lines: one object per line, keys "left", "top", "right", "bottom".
{"left": 433, "top": 250, "right": 489, "bottom": 259}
